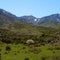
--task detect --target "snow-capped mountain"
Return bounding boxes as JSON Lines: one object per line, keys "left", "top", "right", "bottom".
{"left": 0, "top": 8, "right": 60, "bottom": 28}
{"left": 19, "top": 15, "right": 39, "bottom": 24}
{"left": 19, "top": 14, "right": 60, "bottom": 24}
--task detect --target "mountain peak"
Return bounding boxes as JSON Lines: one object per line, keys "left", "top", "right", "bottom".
{"left": 0, "top": 9, "right": 5, "bottom": 13}
{"left": 19, "top": 15, "right": 37, "bottom": 24}
{"left": 0, "top": 9, "right": 8, "bottom": 14}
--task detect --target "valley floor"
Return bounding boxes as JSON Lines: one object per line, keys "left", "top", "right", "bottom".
{"left": 0, "top": 43, "right": 60, "bottom": 60}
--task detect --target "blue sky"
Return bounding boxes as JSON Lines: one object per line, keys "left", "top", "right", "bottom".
{"left": 0, "top": 0, "right": 60, "bottom": 18}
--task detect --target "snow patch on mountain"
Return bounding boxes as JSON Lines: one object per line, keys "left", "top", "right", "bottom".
{"left": 57, "top": 18, "right": 60, "bottom": 22}
{"left": 34, "top": 19, "right": 37, "bottom": 21}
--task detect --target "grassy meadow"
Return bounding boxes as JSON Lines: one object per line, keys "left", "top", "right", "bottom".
{"left": 0, "top": 43, "right": 60, "bottom": 60}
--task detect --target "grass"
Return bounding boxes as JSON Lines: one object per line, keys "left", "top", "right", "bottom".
{"left": 0, "top": 43, "right": 60, "bottom": 60}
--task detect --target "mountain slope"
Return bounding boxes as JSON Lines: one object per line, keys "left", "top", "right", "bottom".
{"left": 38, "top": 14, "right": 60, "bottom": 28}
{"left": 0, "top": 9, "right": 19, "bottom": 25}
{"left": 0, "top": 9, "right": 44, "bottom": 35}
{"left": 19, "top": 15, "right": 39, "bottom": 24}
{"left": 19, "top": 14, "right": 60, "bottom": 29}
{"left": 0, "top": 9, "right": 60, "bottom": 45}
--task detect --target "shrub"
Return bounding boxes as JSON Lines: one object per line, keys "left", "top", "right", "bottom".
{"left": 52, "top": 55, "right": 60, "bottom": 60}
{"left": 55, "top": 47, "right": 60, "bottom": 50}
{"left": 0, "top": 49, "right": 1, "bottom": 51}
{"left": 48, "top": 48, "right": 53, "bottom": 51}
{"left": 29, "top": 47, "right": 41, "bottom": 54}
{"left": 4, "top": 52, "right": 8, "bottom": 54}
{"left": 25, "top": 58, "right": 29, "bottom": 60}
{"left": 22, "top": 47, "right": 26, "bottom": 49}
{"left": 17, "top": 51, "right": 20, "bottom": 53}
{"left": 41, "top": 56, "right": 47, "bottom": 60}
{"left": 6, "top": 46, "right": 11, "bottom": 51}
{"left": 53, "top": 51, "right": 55, "bottom": 53}
{"left": 0, "top": 58, "right": 1, "bottom": 60}
{"left": 0, "top": 53, "right": 1, "bottom": 56}
{"left": 0, "top": 53, "right": 1, "bottom": 57}
{"left": 14, "top": 53, "right": 17, "bottom": 55}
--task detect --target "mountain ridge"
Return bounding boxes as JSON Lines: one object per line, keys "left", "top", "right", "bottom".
{"left": 19, "top": 14, "right": 60, "bottom": 28}
{"left": 0, "top": 9, "right": 60, "bottom": 29}
{"left": 19, "top": 14, "right": 60, "bottom": 24}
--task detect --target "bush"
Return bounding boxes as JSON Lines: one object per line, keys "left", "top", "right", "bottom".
{"left": 48, "top": 48, "right": 53, "bottom": 51}
{"left": 22, "top": 47, "right": 26, "bottom": 49}
{"left": 0, "top": 53, "right": 1, "bottom": 57}
{"left": 4, "top": 52, "right": 8, "bottom": 54}
{"left": 0, "top": 58, "right": 1, "bottom": 60}
{"left": 14, "top": 53, "right": 17, "bottom": 55}
{"left": 25, "top": 58, "right": 29, "bottom": 60}
{"left": 41, "top": 56, "right": 46, "bottom": 60}
{"left": 53, "top": 51, "right": 55, "bottom": 53}
{"left": 55, "top": 47, "right": 60, "bottom": 50}
{"left": 6, "top": 46, "right": 11, "bottom": 51}
{"left": 0, "top": 49, "right": 1, "bottom": 51}
{"left": 52, "top": 55, "right": 60, "bottom": 60}
{"left": 29, "top": 47, "right": 41, "bottom": 54}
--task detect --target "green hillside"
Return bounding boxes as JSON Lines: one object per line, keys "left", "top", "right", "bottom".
{"left": 0, "top": 9, "right": 60, "bottom": 60}
{"left": 39, "top": 20, "right": 60, "bottom": 29}
{"left": 0, "top": 27, "right": 60, "bottom": 60}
